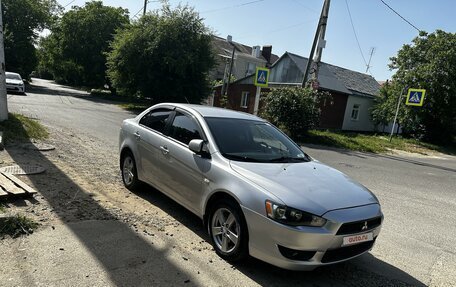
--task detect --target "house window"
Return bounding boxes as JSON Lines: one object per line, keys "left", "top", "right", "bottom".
{"left": 240, "top": 92, "right": 249, "bottom": 108}
{"left": 246, "top": 63, "right": 256, "bottom": 76}
{"left": 351, "top": 104, "right": 360, "bottom": 120}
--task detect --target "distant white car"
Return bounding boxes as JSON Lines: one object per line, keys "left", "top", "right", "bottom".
{"left": 5, "top": 72, "right": 25, "bottom": 94}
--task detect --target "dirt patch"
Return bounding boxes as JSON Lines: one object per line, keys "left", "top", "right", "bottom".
{"left": 0, "top": 124, "right": 209, "bottom": 243}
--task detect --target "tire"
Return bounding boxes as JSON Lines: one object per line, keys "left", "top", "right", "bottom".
{"left": 121, "top": 151, "right": 140, "bottom": 191}
{"left": 208, "top": 199, "right": 249, "bottom": 262}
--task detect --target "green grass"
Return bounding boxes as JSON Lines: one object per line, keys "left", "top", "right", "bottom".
{"left": 0, "top": 113, "right": 49, "bottom": 143}
{"left": 0, "top": 205, "right": 5, "bottom": 213}
{"left": 89, "top": 89, "right": 150, "bottom": 112}
{"left": 0, "top": 214, "right": 39, "bottom": 238}
{"left": 302, "top": 130, "right": 456, "bottom": 155}
{"left": 118, "top": 103, "right": 150, "bottom": 113}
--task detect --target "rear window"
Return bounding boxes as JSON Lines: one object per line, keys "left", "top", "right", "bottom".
{"left": 139, "top": 108, "right": 172, "bottom": 133}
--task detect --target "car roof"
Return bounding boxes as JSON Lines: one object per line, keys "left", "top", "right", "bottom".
{"left": 162, "top": 103, "right": 265, "bottom": 121}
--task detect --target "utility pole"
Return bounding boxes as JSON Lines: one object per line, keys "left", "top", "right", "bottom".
{"left": 0, "top": 0, "right": 8, "bottom": 121}
{"left": 143, "top": 0, "right": 148, "bottom": 16}
{"left": 366, "top": 47, "right": 375, "bottom": 73}
{"left": 224, "top": 45, "right": 236, "bottom": 98}
{"left": 302, "top": 0, "right": 331, "bottom": 88}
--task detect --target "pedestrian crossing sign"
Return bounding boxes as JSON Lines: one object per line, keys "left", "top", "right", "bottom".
{"left": 254, "top": 67, "right": 270, "bottom": 87}
{"left": 406, "top": 88, "right": 426, "bottom": 106}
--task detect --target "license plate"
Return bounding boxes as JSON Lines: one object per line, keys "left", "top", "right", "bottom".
{"left": 342, "top": 232, "right": 373, "bottom": 246}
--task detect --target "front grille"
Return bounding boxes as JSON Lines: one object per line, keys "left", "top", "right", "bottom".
{"left": 336, "top": 216, "right": 382, "bottom": 235}
{"left": 321, "top": 239, "right": 375, "bottom": 263}
{"left": 278, "top": 245, "right": 316, "bottom": 261}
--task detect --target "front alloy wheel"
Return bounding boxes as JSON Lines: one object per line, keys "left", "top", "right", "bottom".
{"left": 209, "top": 201, "right": 248, "bottom": 262}
{"left": 121, "top": 152, "right": 139, "bottom": 191}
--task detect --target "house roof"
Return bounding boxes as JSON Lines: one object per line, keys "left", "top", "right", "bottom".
{"left": 212, "top": 35, "right": 279, "bottom": 64}
{"left": 286, "top": 52, "right": 380, "bottom": 97}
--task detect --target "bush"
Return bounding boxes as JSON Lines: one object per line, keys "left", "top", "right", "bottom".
{"left": 262, "top": 87, "right": 329, "bottom": 139}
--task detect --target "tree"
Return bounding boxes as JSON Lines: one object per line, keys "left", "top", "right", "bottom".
{"left": 262, "top": 87, "right": 329, "bottom": 139}
{"left": 39, "top": 1, "right": 129, "bottom": 87}
{"left": 371, "top": 81, "right": 398, "bottom": 133}
{"left": 377, "top": 30, "right": 456, "bottom": 143}
{"left": 2, "top": 0, "right": 60, "bottom": 78}
{"left": 106, "top": 4, "right": 215, "bottom": 104}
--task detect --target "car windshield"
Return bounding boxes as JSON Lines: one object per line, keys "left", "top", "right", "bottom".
{"left": 6, "top": 73, "right": 21, "bottom": 80}
{"left": 205, "top": 117, "right": 310, "bottom": 163}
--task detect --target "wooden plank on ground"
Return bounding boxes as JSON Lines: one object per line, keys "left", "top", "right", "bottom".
{"left": 0, "top": 172, "right": 37, "bottom": 195}
{"left": 0, "top": 173, "right": 26, "bottom": 195}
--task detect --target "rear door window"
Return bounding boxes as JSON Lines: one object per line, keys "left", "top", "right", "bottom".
{"left": 139, "top": 108, "right": 172, "bottom": 133}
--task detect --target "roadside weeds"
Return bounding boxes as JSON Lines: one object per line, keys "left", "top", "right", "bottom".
{"left": 302, "top": 130, "right": 456, "bottom": 156}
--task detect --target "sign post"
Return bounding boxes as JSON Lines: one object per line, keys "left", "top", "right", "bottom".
{"left": 253, "top": 67, "right": 270, "bottom": 116}
{"left": 0, "top": 0, "right": 8, "bottom": 121}
{"left": 389, "top": 87, "right": 426, "bottom": 142}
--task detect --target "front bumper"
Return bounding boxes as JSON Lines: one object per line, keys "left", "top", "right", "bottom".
{"left": 242, "top": 204, "right": 382, "bottom": 271}
{"left": 6, "top": 84, "right": 25, "bottom": 93}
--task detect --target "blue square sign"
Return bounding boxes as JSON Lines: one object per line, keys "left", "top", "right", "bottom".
{"left": 254, "top": 67, "right": 269, "bottom": 87}
{"left": 406, "top": 89, "right": 426, "bottom": 106}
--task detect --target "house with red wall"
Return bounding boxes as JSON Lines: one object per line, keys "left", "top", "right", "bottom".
{"left": 212, "top": 52, "right": 381, "bottom": 132}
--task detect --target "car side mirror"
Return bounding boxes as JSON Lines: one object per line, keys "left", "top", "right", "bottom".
{"left": 189, "top": 139, "right": 211, "bottom": 158}
{"left": 189, "top": 139, "right": 204, "bottom": 153}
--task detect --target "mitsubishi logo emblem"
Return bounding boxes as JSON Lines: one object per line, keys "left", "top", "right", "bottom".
{"left": 361, "top": 221, "right": 368, "bottom": 231}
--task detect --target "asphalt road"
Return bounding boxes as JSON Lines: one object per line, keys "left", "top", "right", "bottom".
{"left": 8, "top": 79, "right": 456, "bottom": 286}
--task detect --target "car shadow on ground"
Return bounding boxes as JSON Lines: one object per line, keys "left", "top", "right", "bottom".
{"left": 4, "top": 139, "right": 198, "bottom": 285}
{"left": 132, "top": 183, "right": 426, "bottom": 286}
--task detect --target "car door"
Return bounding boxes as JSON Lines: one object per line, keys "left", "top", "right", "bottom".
{"left": 157, "top": 110, "right": 210, "bottom": 214}
{"left": 136, "top": 108, "right": 173, "bottom": 189}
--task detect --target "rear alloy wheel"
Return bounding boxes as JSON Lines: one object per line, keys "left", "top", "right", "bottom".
{"left": 209, "top": 201, "right": 248, "bottom": 262}
{"left": 121, "top": 152, "right": 140, "bottom": 191}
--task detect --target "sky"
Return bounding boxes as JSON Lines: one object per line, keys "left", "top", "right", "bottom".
{"left": 56, "top": 0, "right": 456, "bottom": 81}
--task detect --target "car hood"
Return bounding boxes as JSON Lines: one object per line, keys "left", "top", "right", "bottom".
{"left": 6, "top": 79, "right": 23, "bottom": 85}
{"left": 230, "top": 160, "right": 379, "bottom": 216}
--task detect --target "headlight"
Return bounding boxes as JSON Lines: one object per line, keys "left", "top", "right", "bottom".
{"left": 265, "top": 200, "right": 327, "bottom": 227}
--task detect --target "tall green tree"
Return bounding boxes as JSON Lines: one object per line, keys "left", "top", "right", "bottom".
{"left": 106, "top": 4, "right": 215, "bottom": 103}
{"left": 2, "top": 0, "right": 60, "bottom": 78}
{"left": 374, "top": 30, "right": 456, "bottom": 143}
{"left": 39, "top": 1, "right": 129, "bottom": 87}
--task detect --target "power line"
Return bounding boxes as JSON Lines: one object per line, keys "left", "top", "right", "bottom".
{"left": 132, "top": 0, "right": 161, "bottom": 19}
{"left": 344, "top": 0, "right": 368, "bottom": 68}
{"left": 201, "top": 0, "right": 265, "bottom": 14}
{"left": 290, "top": 0, "right": 318, "bottom": 13}
{"left": 63, "top": 0, "right": 76, "bottom": 8}
{"left": 379, "top": 0, "right": 420, "bottom": 32}
{"left": 132, "top": 6, "right": 144, "bottom": 19}
{"left": 237, "top": 18, "right": 318, "bottom": 40}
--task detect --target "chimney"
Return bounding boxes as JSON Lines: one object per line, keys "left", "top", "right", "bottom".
{"left": 252, "top": 45, "right": 261, "bottom": 58}
{"left": 227, "top": 35, "right": 233, "bottom": 43}
{"left": 262, "top": 45, "right": 272, "bottom": 66}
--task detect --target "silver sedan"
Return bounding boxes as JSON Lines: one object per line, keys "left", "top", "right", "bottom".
{"left": 119, "top": 103, "right": 383, "bottom": 270}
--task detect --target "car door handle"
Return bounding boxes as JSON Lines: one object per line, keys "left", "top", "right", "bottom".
{"left": 134, "top": 131, "right": 141, "bottom": 140}
{"left": 160, "top": 145, "right": 169, "bottom": 154}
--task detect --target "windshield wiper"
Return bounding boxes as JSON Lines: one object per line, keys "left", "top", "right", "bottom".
{"left": 269, "top": 156, "right": 308, "bottom": 163}
{"left": 222, "top": 153, "right": 262, "bottom": 162}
